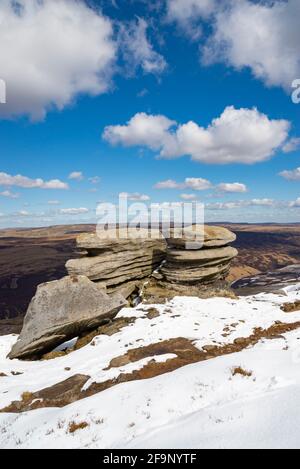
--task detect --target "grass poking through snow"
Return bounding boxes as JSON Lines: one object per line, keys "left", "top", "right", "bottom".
{"left": 68, "top": 421, "right": 89, "bottom": 434}
{"left": 232, "top": 367, "right": 253, "bottom": 378}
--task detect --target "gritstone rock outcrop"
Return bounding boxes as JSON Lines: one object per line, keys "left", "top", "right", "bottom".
{"left": 8, "top": 275, "right": 127, "bottom": 360}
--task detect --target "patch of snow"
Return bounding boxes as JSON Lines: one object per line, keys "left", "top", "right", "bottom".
{"left": 1, "top": 285, "right": 300, "bottom": 448}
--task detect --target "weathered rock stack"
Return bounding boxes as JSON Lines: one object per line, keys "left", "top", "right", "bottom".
{"left": 66, "top": 228, "right": 167, "bottom": 298}
{"left": 160, "top": 226, "right": 238, "bottom": 285}
{"left": 8, "top": 225, "right": 238, "bottom": 360}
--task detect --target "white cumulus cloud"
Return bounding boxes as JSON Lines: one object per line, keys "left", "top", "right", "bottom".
{"left": 0, "top": 0, "right": 116, "bottom": 120}
{"left": 119, "top": 17, "right": 167, "bottom": 75}
{"left": 184, "top": 177, "right": 212, "bottom": 190}
{"left": 167, "top": 0, "right": 217, "bottom": 39}
{"left": 0, "top": 172, "right": 69, "bottom": 189}
{"left": 60, "top": 208, "right": 89, "bottom": 215}
{"left": 282, "top": 138, "right": 300, "bottom": 153}
{"left": 104, "top": 112, "right": 176, "bottom": 150}
{"left": 154, "top": 177, "right": 212, "bottom": 190}
{"left": 217, "top": 182, "right": 248, "bottom": 193}
{"left": 180, "top": 194, "right": 198, "bottom": 200}
{"left": 68, "top": 172, "right": 84, "bottom": 181}
{"left": 0, "top": 190, "right": 19, "bottom": 199}
{"left": 290, "top": 198, "right": 300, "bottom": 208}
{"left": 249, "top": 199, "right": 276, "bottom": 207}
{"left": 279, "top": 167, "right": 300, "bottom": 181}
{"left": 202, "top": 0, "right": 300, "bottom": 90}
{"left": 104, "top": 107, "right": 290, "bottom": 164}
{"left": 89, "top": 176, "right": 101, "bottom": 184}
{"left": 167, "top": 0, "right": 216, "bottom": 22}
{"left": 154, "top": 179, "right": 184, "bottom": 190}
{"left": 206, "top": 199, "right": 277, "bottom": 210}
{"left": 119, "top": 192, "right": 150, "bottom": 201}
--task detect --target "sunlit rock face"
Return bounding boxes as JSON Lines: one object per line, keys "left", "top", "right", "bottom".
{"left": 66, "top": 228, "right": 167, "bottom": 297}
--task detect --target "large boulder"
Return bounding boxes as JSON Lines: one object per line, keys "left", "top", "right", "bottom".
{"left": 66, "top": 248, "right": 165, "bottom": 283}
{"left": 76, "top": 228, "right": 165, "bottom": 253}
{"left": 8, "top": 276, "right": 127, "bottom": 360}
{"left": 165, "top": 246, "right": 238, "bottom": 266}
{"left": 66, "top": 228, "right": 167, "bottom": 294}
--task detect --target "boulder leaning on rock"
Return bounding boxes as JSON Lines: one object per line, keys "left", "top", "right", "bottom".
{"left": 8, "top": 275, "right": 127, "bottom": 360}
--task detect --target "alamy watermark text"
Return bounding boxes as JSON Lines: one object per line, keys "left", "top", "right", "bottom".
{"left": 0, "top": 79, "right": 6, "bottom": 104}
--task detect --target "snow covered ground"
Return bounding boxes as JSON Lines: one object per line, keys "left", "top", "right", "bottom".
{"left": 1, "top": 285, "right": 300, "bottom": 449}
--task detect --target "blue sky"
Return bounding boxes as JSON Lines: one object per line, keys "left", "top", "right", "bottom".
{"left": 0, "top": 0, "right": 300, "bottom": 227}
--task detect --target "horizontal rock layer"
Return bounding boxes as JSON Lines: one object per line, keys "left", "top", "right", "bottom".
{"left": 76, "top": 228, "right": 165, "bottom": 253}
{"left": 161, "top": 262, "right": 232, "bottom": 284}
{"left": 66, "top": 230, "right": 167, "bottom": 295}
{"left": 167, "top": 225, "right": 236, "bottom": 249}
{"left": 161, "top": 232, "right": 238, "bottom": 285}
{"left": 66, "top": 249, "right": 165, "bottom": 285}
{"left": 165, "top": 246, "right": 238, "bottom": 265}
